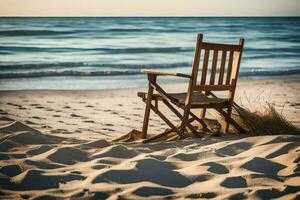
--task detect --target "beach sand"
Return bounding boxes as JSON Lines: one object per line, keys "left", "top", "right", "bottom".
{"left": 0, "top": 76, "right": 299, "bottom": 199}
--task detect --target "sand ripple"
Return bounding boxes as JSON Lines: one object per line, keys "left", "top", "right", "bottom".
{"left": 0, "top": 121, "right": 299, "bottom": 199}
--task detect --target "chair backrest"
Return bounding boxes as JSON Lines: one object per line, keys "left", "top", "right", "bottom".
{"left": 188, "top": 34, "right": 244, "bottom": 95}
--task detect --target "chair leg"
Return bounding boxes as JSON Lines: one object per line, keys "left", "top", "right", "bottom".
{"left": 225, "top": 106, "right": 232, "bottom": 133}
{"left": 215, "top": 107, "right": 245, "bottom": 133}
{"left": 198, "top": 108, "right": 207, "bottom": 130}
{"left": 141, "top": 98, "right": 152, "bottom": 139}
{"left": 141, "top": 76, "right": 156, "bottom": 139}
{"left": 179, "top": 108, "right": 190, "bottom": 136}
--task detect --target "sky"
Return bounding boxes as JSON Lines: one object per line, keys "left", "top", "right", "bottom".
{"left": 0, "top": 0, "right": 299, "bottom": 17}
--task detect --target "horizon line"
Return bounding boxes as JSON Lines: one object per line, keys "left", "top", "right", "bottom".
{"left": 1, "top": 15, "right": 300, "bottom": 18}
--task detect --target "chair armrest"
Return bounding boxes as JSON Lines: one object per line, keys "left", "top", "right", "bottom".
{"left": 142, "top": 69, "right": 191, "bottom": 78}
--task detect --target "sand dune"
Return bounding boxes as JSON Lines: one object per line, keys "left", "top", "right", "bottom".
{"left": 0, "top": 118, "right": 299, "bottom": 199}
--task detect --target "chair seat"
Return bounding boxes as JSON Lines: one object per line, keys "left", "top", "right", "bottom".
{"left": 138, "top": 91, "right": 229, "bottom": 108}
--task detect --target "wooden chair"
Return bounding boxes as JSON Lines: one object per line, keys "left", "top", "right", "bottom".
{"left": 138, "top": 33, "right": 245, "bottom": 143}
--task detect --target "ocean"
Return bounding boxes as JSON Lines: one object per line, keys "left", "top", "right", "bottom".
{"left": 0, "top": 17, "right": 299, "bottom": 90}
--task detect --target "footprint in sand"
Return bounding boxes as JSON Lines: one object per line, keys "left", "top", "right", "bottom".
{"left": 84, "top": 120, "right": 95, "bottom": 123}
{"left": 41, "top": 125, "right": 52, "bottom": 129}
{"left": 290, "top": 102, "right": 300, "bottom": 108}
{"left": 51, "top": 129, "right": 69, "bottom": 134}
{"left": 30, "top": 103, "right": 45, "bottom": 109}
{"left": 7, "top": 102, "right": 19, "bottom": 107}
{"left": 25, "top": 120, "right": 37, "bottom": 125}
{"left": 0, "top": 109, "right": 8, "bottom": 114}
{"left": 133, "top": 113, "right": 141, "bottom": 117}
{"left": 70, "top": 114, "right": 81, "bottom": 118}
{"left": 71, "top": 171, "right": 82, "bottom": 174}
{"left": 120, "top": 116, "right": 131, "bottom": 120}
{"left": 92, "top": 165, "right": 107, "bottom": 170}
{"left": 102, "top": 128, "right": 115, "bottom": 132}
{"left": 32, "top": 116, "right": 42, "bottom": 119}
{"left": 31, "top": 104, "right": 42, "bottom": 107}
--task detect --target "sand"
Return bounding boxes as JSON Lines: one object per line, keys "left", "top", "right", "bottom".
{"left": 0, "top": 76, "right": 299, "bottom": 199}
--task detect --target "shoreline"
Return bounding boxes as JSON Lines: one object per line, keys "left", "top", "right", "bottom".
{"left": 0, "top": 75, "right": 299, "bottom": 141}
{"left": 1, "top": 74, "right": 300, "bottom": 91}
{"left": 0, "top": 74, "right": 299, "bottom": 92}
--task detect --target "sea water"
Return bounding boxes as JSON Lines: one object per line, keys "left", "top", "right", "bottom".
{"left": 0, "top": 17, "right": 299, "bottom": 90}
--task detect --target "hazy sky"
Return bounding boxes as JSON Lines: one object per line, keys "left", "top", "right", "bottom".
{"left": 0, "top": 0, "right": 299, "bottom": 17}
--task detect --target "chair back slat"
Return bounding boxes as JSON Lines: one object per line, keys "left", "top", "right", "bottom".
{"left": 200, "top": 49, "right": 210, "bottom": 85}
{"left": 210, "top": 50, "right": 218, "bottom": 85}
{"left": 218, "top": 50, "right": 227, "bottom": 85}
{"left": 226, "top": 50, "right": 234, "bottom": 85}
{"left": 202, "top": 42, "right": 242, "bottom": 51}
{"left": 231, "top": 39, "right": 244, "bottom": 82}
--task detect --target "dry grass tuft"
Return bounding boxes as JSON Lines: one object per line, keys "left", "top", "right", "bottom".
{"left": 230, "top": 103, "right": 299, "bottom": 135}
{"left": 116, "top": 102, "right": 299, "bottom": 143}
